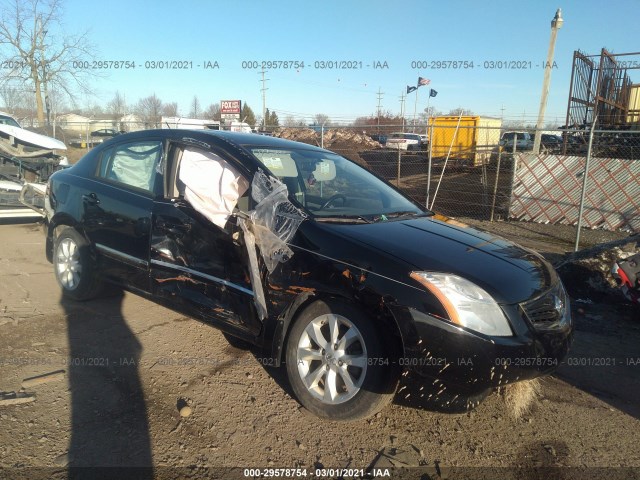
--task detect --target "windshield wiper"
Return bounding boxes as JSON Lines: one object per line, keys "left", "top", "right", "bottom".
{"left": 314, "top": 214, "right": 372, "bottom": 224}
{"left": 378, "top": 211, "right": 432, "bottom": 220}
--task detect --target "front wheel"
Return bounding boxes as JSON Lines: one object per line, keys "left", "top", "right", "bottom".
{"left": 53, "top": 227, "right": 103, "bottom": 301}
{"left": 285, "top": 300, "right": 398, "bottom": 421}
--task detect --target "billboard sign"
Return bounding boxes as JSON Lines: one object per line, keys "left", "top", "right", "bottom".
{"left": 221, "top": 100, "right": 241, "bottom": 114}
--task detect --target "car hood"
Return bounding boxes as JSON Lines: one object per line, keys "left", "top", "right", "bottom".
{"left": 0, "top": 124, "right": 67, "bottom": 151}
{"left": 320, "top": 216, "right": 554, "bottom": 304}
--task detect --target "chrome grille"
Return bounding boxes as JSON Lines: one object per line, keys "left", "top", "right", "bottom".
{"left": 520, "top": 281, "right": 570, "bottom": 330}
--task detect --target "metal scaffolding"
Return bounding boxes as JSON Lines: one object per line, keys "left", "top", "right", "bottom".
{"left": 565, "top": 49, "right": 639, "bottom": 129}
{"left": 563, "top": 48, "right": 639, "bottom": 154}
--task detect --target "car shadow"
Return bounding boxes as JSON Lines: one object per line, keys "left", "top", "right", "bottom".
{"left": 61, "top": 291, "right": 154, "bottom": 476}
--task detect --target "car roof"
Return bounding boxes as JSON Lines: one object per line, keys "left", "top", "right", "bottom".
{"left": 110, "top": 129, "right": 329, "bottom": 153}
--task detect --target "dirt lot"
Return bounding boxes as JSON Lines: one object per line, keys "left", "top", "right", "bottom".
{"left": 1, "top": 222, "right": 639, "bottom": 479}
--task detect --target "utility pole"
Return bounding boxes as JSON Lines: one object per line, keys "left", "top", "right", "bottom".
{"left": 533, "top": 8, "right": 564, "bottom": 154}
{"left": 399, "top": 91, "right": 406, "bottom": 131}
{"left": 376, "top": 87, "right": 384, "bottom": 132}
{"left": 259, "top": 70, "right": 269, "bottom": 130}
{"left": 37, "top": 15, "right": 50, "bottom": 127}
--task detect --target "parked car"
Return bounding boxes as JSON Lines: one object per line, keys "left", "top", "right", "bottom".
{"left": 43, "top": 130, "right": 573, "bottom": 420}
{"left": 91, "top": 128, "right": 121, "bottom": 137}
{"left": 368, "top": 133, "right": 387, "bottom": 145}
{"left": 0, "top": 111, "right": 22, "bottom": 128}
{"left": 0, "top": 111, "right": 67, "bottom": 218}
{"left": 541, "top": 134, "right": 563, "bottom": 153}
{"left": 499, "top": 131, "right": 534, "bottom": 151}
{"left": 385, "top": 132, "right": 423, "bottom": 151}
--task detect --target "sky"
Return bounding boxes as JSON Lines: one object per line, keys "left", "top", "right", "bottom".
{"left": 42, "top": 0, "right": 640, "bottom": 124}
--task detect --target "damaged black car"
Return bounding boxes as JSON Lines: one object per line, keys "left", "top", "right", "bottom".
{"left": 43, "top": 130, "right": 572, "bottom": 420}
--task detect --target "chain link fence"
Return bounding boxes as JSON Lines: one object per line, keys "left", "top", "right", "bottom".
{"left": 35, "top": 120, "right": 640, "bottom": 247}
{"left": 281, "top": 123, "right": 640, "bottom": 248}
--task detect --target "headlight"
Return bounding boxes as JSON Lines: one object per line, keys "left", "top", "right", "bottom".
{"left": 410, "top": 272, "right": 513, "bottom": 336}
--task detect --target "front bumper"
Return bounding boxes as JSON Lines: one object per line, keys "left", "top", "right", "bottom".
{"left": 392, "top": 298, "right": 573, "bottom": 395}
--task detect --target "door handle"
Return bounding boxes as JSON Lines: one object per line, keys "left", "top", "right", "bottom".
{"left": 82, "top": 193, "right": 100, "bottom": 205}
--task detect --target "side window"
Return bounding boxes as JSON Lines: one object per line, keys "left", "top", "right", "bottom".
{"left": 97, "top": 141, "right": 162, "bottom": 192}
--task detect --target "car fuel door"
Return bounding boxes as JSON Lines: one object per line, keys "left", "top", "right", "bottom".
{"left": 149, "top": 146, "right": 260, "bottom": 337}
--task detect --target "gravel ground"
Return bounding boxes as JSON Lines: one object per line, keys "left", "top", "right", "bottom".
{"left": 0, "top": 222, "right": 639, "bottom": 480}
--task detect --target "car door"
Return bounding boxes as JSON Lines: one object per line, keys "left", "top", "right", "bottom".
{"left": 81, "top": 138, "right": 163, "bottom": 291}
{"left": 149, "top": 142, "right": 261, "bottom": 337}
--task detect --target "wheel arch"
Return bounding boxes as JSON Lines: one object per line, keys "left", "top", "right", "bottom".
{"left": 267, "top": 289, "right": 405, "bottom": 368}
{"left": 46, "top": 213, "right": 86, "bottom": 263}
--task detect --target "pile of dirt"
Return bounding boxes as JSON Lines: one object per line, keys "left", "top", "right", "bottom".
{"left": 274, "top": 128, "right": 381, "bottom": 149}
{"left": 273, "top": 128, "right": 383, "bottom": 168}
{"left": 273, "top": 128, "right": 319, "bottom": 145}
{"left": 322, "top": 129, "right": 382, "bottom": 150}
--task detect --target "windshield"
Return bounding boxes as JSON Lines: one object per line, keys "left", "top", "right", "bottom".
{"left": 0, "top": 114, "right": 21, "bottom": 128}
{"left": 501, "top": 132, "right": 527, "bottom": 141}
{"left": 247, "top": 147, "right": 427, "bottom": 221}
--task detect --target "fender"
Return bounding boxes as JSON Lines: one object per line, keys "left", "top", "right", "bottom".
{"left": 263, "top": 282, "right": 406, "bottom": 367}
{"left": 45, "top": 213, "right": 84, "bottom": 263}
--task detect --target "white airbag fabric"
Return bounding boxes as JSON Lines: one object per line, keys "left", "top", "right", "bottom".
{"left": 179, "top": 148, "right": 249, "bottom": 228}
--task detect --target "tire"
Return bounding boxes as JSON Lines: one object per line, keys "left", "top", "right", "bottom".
{"left": 53, "top": 227, "right": 103, "bottom": 301}
{"left": 285, "top": 300, "right": 398, "bottom": 421}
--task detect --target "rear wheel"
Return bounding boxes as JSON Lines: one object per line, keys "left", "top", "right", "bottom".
{"left": 53, "top": 227, "right": 103, "bottom": 301}
{"left": 285, "top": 300, "right": 398, "bottom": 421}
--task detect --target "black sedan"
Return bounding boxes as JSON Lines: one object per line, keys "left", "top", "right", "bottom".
{"left": 91, "top": 128, "right": 122, "bottom": 137}
{"left": 44, "top": 129, "right": 572, "bottom": 420}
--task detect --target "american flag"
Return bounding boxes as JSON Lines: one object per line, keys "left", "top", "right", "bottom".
{"left": 418, "top": 77, "right": 431, "bottom": 86}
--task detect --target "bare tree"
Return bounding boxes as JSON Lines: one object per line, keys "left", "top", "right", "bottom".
{"left": 107, "top": 91, "right": 127, "bottom": 122}
{"left": 189, "top": 96, "right": 201, "bottom": 118}
{"left": 447, "top": 107, "right": 474, "bottom": 116}
{"left": 314, "top": 113, "right": 330, "bottom": 126}
{"left": 0, "top": 0, "right": 97, "bottom": 124}
{"left": 162, "top": 102, "right": 179, "bottom": 117}
{"left": 203, "top": 103, "right": 221, "bottom": 121}
{"left": 284, "top": 115, "right": 297, "bottom": 127}
{"left": 0, "top": 86, "right": 27, "bottom": 114}
{"left": 135, "top": 94, "right": 163, "bottom": 128}
{"left": 352, "top": 111, "right": 405, "bottom": 134}
{"left": 84, "top": 103, "right": 103, "bottom": 117}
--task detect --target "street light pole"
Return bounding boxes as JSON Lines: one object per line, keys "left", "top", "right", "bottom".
{"left": 532, "top": 8, "right": 563, "bottom": 155}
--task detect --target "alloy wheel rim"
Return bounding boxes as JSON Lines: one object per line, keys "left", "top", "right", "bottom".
{"left": 55, "top": 238, "right": 82, "bottom": 290}
{"left": 296, "top": 313, "right": 367, "bottom": 404}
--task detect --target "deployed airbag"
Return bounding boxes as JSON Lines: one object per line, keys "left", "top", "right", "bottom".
{"left": 179, "top": 148, "right": 249, "bottom": 228}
